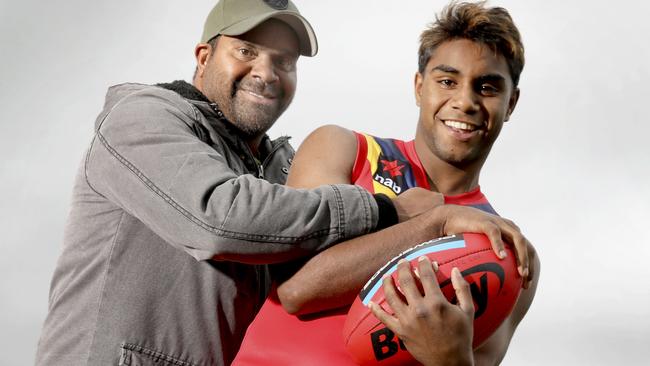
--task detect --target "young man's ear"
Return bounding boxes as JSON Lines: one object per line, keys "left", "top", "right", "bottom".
{"left": 414, "top": 72, "right": 424, "bottom": 107}
{"left": 505, "top": 88, "right": 520, "bottom": 122}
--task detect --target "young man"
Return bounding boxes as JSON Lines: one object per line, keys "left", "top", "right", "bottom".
{"left": 35, "top": 1, "right": 527, "bottom": 365}
{"left": 233, "top": 2, "right": 539, "bottom": 365}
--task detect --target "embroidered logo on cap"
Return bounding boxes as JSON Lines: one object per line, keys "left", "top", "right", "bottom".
{"left": 263, "top": 0, "right": 288, "bottom": 10}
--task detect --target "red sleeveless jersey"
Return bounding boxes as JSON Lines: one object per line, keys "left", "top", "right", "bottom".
{"left": 232, "top": 133, "right": 496, "bottom": 365}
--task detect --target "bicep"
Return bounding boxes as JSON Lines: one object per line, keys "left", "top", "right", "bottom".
{"left": 286, "top": 124, "right": 357, "bottom": 188}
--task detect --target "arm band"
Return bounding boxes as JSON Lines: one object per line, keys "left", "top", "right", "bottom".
{"left": 373, "top": 193, "right": 398, "bottom": 231}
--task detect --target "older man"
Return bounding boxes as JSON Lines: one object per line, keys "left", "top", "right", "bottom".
{"left": 35, "top": 1, "right": 386, "bottom": 365}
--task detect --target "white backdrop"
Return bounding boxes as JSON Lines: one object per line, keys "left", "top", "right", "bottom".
{"left": 1, "top": 1, "right": 649, "bottom": 365}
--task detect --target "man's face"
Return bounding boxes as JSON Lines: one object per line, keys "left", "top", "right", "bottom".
{"left": 195, "top": 19, "right": 299, "bottom": 139}
{"left": 415, "top": 38, "right": 519, "bottom": 167}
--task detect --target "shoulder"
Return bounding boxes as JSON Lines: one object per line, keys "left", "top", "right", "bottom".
{"left": 286, "top": 125, "right": 359, "bottom": 187}
{"left": 296, "top": 124, "right": 359, "bottom": 159}
{"left": 304, "top": 124, "right": 358, "bottom": 145}
{"left": 99, "top": 83, "right": 199, "bottom": 132}
{"left": 106, "top": 83, "right": 192, "bottom": 109}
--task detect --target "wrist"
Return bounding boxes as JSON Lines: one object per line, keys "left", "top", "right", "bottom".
{"left": 422, "top": 352, "right": 474, "bottom": 366}
{"left": 424, "top": 204, "right": 449, "bottom": 238}
{"left": 456, "top": 352, "right": 475, "bottom": 366}
{"left": 373, "top": 193, "right": 399, "bottom": 231}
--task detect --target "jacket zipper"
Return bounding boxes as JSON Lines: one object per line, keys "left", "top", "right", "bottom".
{"left": 256, "top": 160, "right": 265, "bottom": 179}
{"left": 260, "top": 137, "right": 290, "bottom": 170}
{"left": 253, "top": 137, "right": 290, "bottom": 180}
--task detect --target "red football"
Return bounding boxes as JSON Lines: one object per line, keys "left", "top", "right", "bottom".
{"left": 343, "top": 233, "right": 522, "bottom": 366}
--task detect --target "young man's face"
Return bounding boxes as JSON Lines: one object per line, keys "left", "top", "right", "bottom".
{"left": 195, "top": 19, "right": 300, "bottom": 139}
{"left": 415, "top": 38, "right": 519, "bottom": 167}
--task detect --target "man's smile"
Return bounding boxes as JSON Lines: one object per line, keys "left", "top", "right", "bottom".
{"left": 238, "top": 88, "right": 279, "bottom": 105}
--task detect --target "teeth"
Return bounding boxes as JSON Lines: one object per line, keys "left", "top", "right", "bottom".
{"left": 243, "top": 90, "right": 273, "bottom": 99}
{"left": 444, "top": 120, "right": 476, "bottom": 131}
{"left": 246, "top": 91, "right": 264, "bottom": 98}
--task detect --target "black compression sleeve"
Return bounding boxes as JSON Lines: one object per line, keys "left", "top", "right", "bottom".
{"left": 373, "top": 193, "right": 398, "bottom": 231}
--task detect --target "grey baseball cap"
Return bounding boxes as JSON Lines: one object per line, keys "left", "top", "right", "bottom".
{"left": 200, "top": 0, "right": 318, "bottom": 56}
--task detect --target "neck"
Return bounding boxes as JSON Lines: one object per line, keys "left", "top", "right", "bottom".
{"left": 414, "top": 135, "right": 485, "bottom": 196}
{"left": 246, "top": 137, "right": 263, "bottom": 157}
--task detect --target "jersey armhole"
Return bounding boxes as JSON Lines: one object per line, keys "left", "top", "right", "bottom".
{"left": 351, "top": 131, "right": 368, "bottom": 183}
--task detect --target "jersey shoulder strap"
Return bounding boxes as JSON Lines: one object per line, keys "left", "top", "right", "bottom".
{"left": 351, "top": 132, "right": 429, "bottom": 197}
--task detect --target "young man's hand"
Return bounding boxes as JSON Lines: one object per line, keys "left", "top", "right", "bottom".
{"left": 370, "top": 258, "right": 475, "bottom": 366}
{"left": 392, "top": 187, "right": 445, "bottom": 222}
{"left": 430, "top": 205, "right": 535, "bottom": 288}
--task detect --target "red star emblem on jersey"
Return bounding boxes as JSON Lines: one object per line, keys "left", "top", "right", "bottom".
{"left": 381, "top": 159, "right": 405, "bottom": 178}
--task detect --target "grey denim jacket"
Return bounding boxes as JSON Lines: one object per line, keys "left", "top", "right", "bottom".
{"left": 35, "top": 82, "right": 378, "bottom": 366}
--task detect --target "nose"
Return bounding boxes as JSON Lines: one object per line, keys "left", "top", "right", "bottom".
{"left": 250, "top": 55, "right": 279, "bottom": 84}
{"left": 451, "top": 84, "right": 480, "bottom": 114}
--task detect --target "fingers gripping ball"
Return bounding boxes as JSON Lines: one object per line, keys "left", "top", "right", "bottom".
{"left": 342, "top": 233, "right": 522, "bottom": 366}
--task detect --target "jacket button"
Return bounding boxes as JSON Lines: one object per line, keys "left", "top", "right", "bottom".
{"left": 281, "top": 167, "right": 289, "bottom": 174}
{"left": 287, "top": 158, "right": 293, "bottom": 165}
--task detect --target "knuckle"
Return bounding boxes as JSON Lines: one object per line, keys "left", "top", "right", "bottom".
{"left": 488, "top": 227, "right": 502, "bottom": 237}
{"left": 419, "top": 270, "right": 434, "bottom": 282}
{"left": 398, "top": 260, "right": 411, "bottom": 270}
{"left": 505, "top": 218, "right": 519, "bottom": 229}
{"left": 413, "top": 303, "right": 431, "bottom": 318}
{"left": 398, "top": 271, "right": 414, "bottom": 285}
{"left": 466, "top": 305, "right": 476, "bottom": 317}
{"left": 456, "top": 281, "right": 470, "bottom": 292}
{"left": 486, "top": 224, "right": 500, "bottom": 236}
{"left": 418, "top": 263, "right": 435, "bottom": 279}
{"left": 527, "top": 243, "right": 537, "bottom": 258}
{"left": 513, "top": 231, "right": 525, "bottom": 242}
{"left": 428, "top": 298, "right": 447, "bottom": 312}
{"left": 382, "top": 276, "right": 393, "bottom": 287}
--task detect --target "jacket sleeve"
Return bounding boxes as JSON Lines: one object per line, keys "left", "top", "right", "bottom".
{"left": 85, "top": 90, "right": 378, "bottom": 263}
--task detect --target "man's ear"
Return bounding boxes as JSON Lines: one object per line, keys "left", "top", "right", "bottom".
{"left": 194, "top": 43, "right": 212, "bottom": 80}
{"left": 414, "top": 72, "right": 424, "bottom": 107}
{"left": 505, "top": 87, "right": 520, "bottom": 122}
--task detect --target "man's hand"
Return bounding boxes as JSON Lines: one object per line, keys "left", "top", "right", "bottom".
{"left": 370, "top": 258, "right": 475, "bottom": 366}
{"left": 392, "top": 187, "right": 445, "bottom": 222}
{"left": 431, "top": 205, "right": 534, "bottom": 288}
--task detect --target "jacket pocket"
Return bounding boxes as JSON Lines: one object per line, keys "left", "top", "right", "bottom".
{"left": 118, "top": 342, "right": 198, "bottom": 366}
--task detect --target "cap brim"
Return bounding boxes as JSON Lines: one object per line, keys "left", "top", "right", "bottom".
{"left": 220, "top": 11, "right": 318, "bottom": 57}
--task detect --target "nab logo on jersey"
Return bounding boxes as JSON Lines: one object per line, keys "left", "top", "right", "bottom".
{"left": 374, "top": 158, "right": 406, "bottom": 194}
{"left": 369, "top": 262, "right": 506, "bottom": 361}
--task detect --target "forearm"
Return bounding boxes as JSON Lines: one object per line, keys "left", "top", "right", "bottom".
{"left": 277, "top": 207, "right": 446, "bottom": 314}
{"left": 473, "top": 249, "right": 540, "bottom": 365}
{"left": 88, "top": 97, "right": 378, "bottom": 263}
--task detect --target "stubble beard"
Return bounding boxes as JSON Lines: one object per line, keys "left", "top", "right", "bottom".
{"left": 228, "top": 90, "right": 288, "bottom": 138}
{"left": 207, "top": 72, "right": 290, "bottom": 138}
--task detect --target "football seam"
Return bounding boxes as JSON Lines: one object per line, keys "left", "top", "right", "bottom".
{"left": 434, "top": 247, "right": 494, "bottom": 267}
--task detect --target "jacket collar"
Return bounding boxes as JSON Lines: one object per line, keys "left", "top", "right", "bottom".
{"left": 157, "top": 80, "right": 280, "bottom": 161}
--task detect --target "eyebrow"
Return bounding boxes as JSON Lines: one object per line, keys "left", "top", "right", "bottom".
{"left": 430, "top": 64, "right": 459, "bottom": 74}
{"left": 477, "top": 73, "right": 507, "bottom": 84}
{"left": 232, "top": 39, "right": 257, "bottom": 49}
{"left": 431, "top": 64, "right": 507, "bottom": 84}
{"left": 234, "top": 39, "right": 299, "bottom": 59}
